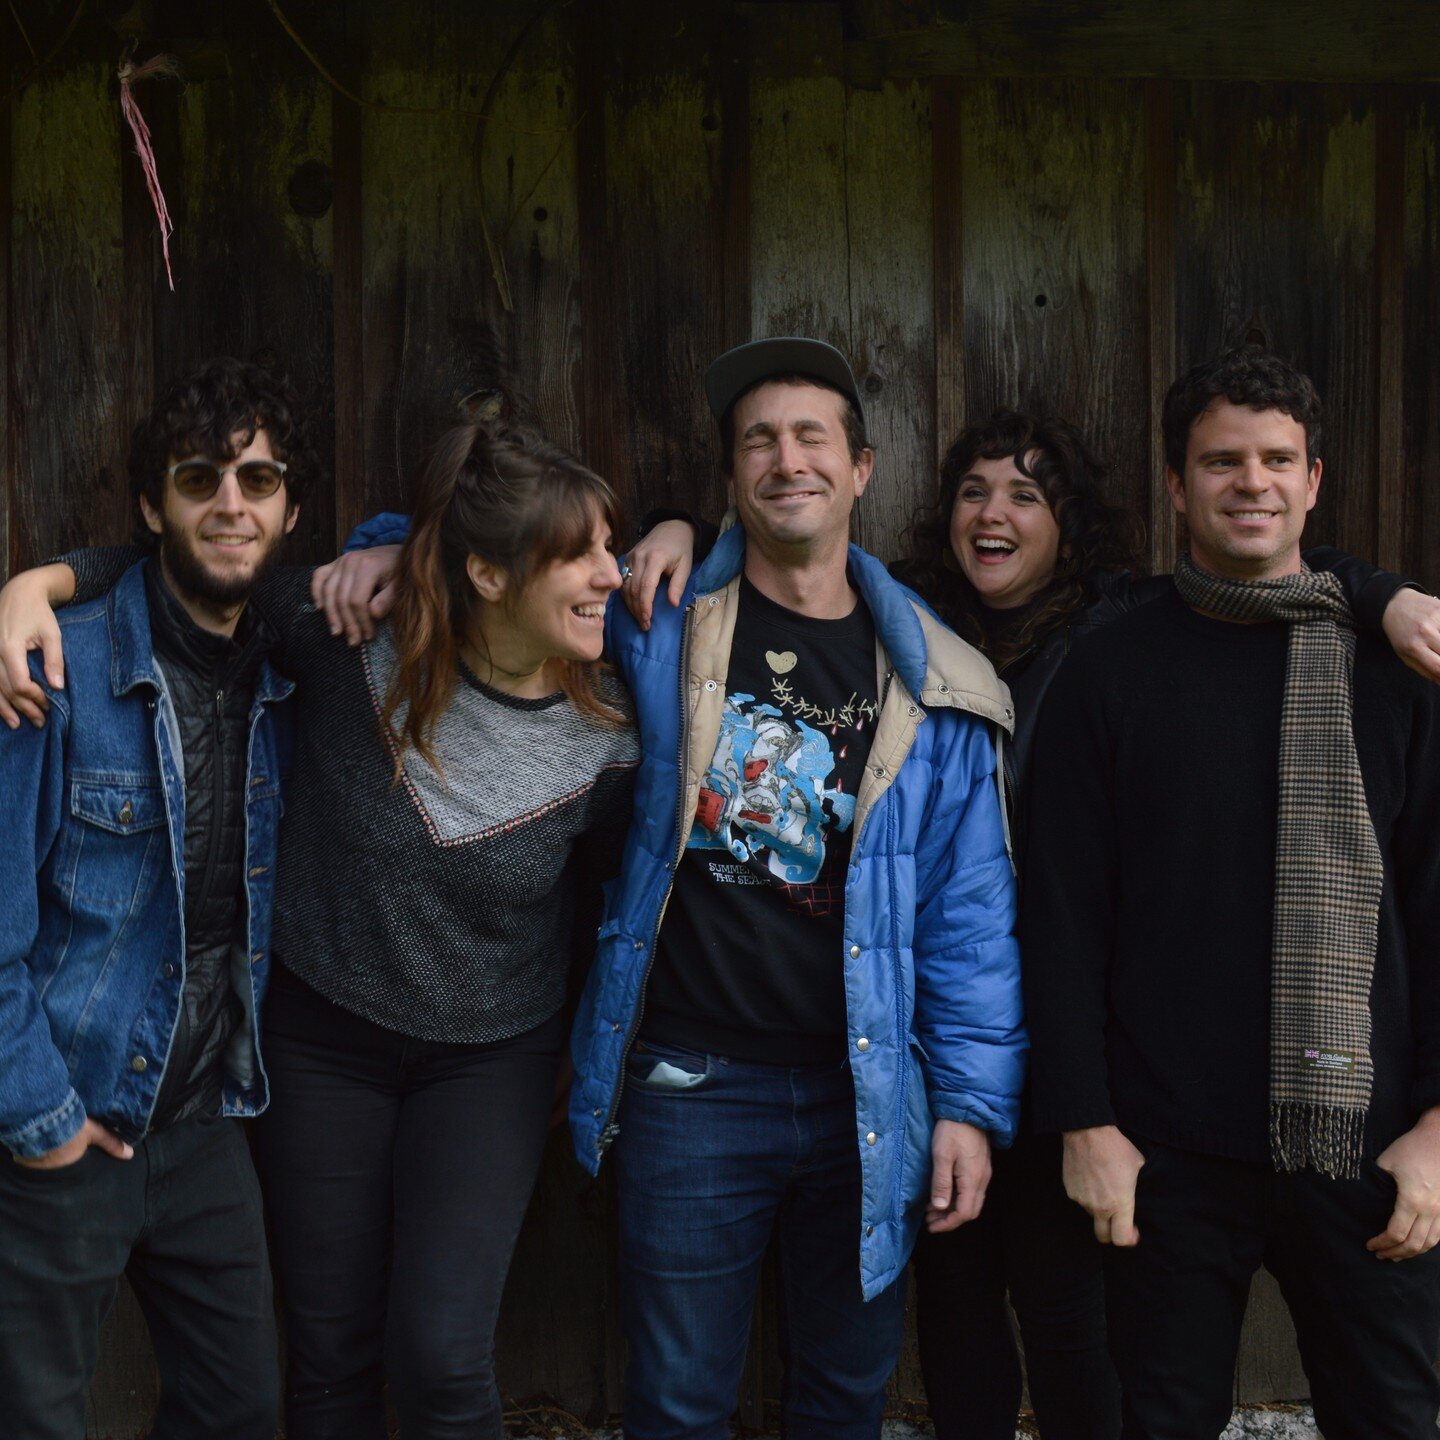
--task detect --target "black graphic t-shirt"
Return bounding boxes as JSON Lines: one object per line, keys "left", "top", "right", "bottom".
{"left": 646, "top": 576, "right": 879, "bottom": 1064}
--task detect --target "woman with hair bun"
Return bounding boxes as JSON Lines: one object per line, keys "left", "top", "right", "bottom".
{"left": 249, "top": 418, "right": 638, "bottom": 1440}
{"left": 0, "top": 417, "right": 639, "bottom": 1440}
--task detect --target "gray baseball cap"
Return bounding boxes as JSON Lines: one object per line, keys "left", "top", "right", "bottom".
{"left": 704, "top": 337, "right": 865, "bottom": 429}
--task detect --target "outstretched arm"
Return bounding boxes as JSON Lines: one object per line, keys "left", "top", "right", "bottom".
{"left": 1103, "top": 552, "right": 1440, "bottom": 685}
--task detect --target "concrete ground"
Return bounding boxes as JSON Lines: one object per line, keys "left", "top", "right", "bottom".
{"left": 581, "top": 1409, "right": 1321, "bottom": 1439}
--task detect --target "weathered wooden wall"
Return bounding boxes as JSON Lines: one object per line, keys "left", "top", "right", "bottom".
{"left": 2, "top": 1, "right": 1438, "bottom": 1434}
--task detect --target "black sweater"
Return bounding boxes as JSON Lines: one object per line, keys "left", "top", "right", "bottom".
{"left": 1021, "top": 586, "right": 1440, "bottom": 1163}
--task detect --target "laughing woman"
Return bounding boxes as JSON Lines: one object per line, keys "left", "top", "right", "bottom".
{"left": 0, "top": 419, "right": 639, "bottom": 1440}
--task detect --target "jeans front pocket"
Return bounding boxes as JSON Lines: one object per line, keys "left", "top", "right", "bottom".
{"left": 626, "top": 1040, "right": 715, "bottom": 1093}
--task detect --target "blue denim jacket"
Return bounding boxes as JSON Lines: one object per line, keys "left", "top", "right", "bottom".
{"left": 0, "top": 562, "right": 292, "bottom": 1159}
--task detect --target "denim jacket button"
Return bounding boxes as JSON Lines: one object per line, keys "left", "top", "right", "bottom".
{"left": 856, "top": 1037, "right": 869, "bottom": 1052}
{"left": 131, "top": 1055, "right": 147, "bottom": 1072}
{"left": 849, "top": 944, "right": 860, "bottom": 959}
{"left": 865, "top": 1131, "right": 877, "bottom": 1145}
{"left": 118, "top": 802, "right": 133, "bottom": 825}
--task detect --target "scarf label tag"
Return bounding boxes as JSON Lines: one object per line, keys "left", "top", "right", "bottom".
{"left": 1301, "top": 1047, "right": 1355, "bottom": 1073}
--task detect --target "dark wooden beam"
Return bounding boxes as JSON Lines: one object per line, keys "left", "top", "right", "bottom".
{"left": 1144, "top": 78, "right": 1176, "bottom": 573}
{"left": 931, "top": 75, "right": 964, "bottom": 469}
{"left": 331, "top": 90, "right": 363, "bottom": 546}
{"left": 1, "top": 10, "right": 11, "bottom": 576}
{"left": 1376, "top": 90, "right": 1405, "bottom": 573}
{"left": 847, "top": 2, "right": 1440, "bottom": 83}
{"left": 720, "top": 2, "right": 752, "bottom": 354}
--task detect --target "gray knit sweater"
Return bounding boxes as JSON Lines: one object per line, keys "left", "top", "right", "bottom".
{"left": 64, "top": 551, "right": 639, "bottom": 1043}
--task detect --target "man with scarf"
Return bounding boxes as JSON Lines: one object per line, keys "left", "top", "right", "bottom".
{"left": 1022, "top": 346, "right": 1440, "bottom": 1439}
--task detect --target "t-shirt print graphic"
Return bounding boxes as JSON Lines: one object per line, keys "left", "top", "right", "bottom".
{"left": 690, "top": 691, "right": 859, "bottom": 888}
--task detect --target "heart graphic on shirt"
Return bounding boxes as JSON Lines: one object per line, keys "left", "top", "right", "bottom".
{"left": 765, "top": 650, "right": 798, "bottom": 674}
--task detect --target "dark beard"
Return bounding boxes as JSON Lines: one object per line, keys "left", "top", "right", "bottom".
{"left": 158, "top": 514, "right": 286, "bottom": 612}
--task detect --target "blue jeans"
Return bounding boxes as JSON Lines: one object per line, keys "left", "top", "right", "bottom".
{"left": 614, "top": 1040, "right": 907, "bottom": 1439}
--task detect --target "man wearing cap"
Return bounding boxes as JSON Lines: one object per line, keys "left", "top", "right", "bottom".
{"left": 566, "top": 338, "right": 1024, "bottom": 1436}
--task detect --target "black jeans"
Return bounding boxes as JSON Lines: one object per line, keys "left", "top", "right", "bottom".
{"left": 914, "top": 1127, "right": 1120, "bottom": 1440}
{"left": 251, "top": 966, "right": 564, "bottom": 1440}
{"left": 1106, "top": 1142, "right": 1440, "bottom": 1440}
{"left": 0, "top": 1111, "right": 277, "bottom": 1440}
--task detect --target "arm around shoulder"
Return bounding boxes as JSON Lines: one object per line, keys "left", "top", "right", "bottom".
{"left": 0, "top": 562, "right": 80, "bottom": 728}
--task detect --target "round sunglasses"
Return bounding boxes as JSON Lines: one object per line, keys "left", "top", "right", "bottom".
{"left": 165, "top": 458, "right": 288, "bottom": 501}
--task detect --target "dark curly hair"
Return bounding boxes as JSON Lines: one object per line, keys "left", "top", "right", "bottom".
{"left": 1162, "top": 345, "right": 1322, "bottom": 476}
{"left": 127, "top": 357, "right": 321, "bottom": 544}
{"left": 893, "top": 410, "right": 1144, "bottom": 669}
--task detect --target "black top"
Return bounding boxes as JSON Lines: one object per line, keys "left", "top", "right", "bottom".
{"left": 143, "top": 561, "right": 271, "bottom": 1126}
{"left": 1021, "top": 585, "right": 1440, "bottom": 1162}
{"left": 646, "top": 577, "right": 878, "bottom": 1065}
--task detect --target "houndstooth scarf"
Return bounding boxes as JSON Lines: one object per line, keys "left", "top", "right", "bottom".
{"left": 1173, "top": 552, "right": 1383, "bottom": 1179}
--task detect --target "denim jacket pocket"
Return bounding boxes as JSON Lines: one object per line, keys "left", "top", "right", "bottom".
{"left": 63, "top": 779, "right": 169, "bottom": 906}
{"left": 70, "top": 779, "right": 166, "bottom": 835}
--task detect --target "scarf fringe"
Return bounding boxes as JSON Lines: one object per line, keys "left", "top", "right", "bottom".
{"left": 1270, "top": 1101, "right": 1364, "bottom": 1179}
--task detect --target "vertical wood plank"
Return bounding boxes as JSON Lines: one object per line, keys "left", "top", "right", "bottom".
{"left": 750, "top": 8, "right": 935, "bottom": 564}
{"left": 118, "top": 64, "right": 154, "bottom": 527}
{"left": 749, "top": 8, "right": 849, "bottom": 352}
{"left": 1403, "top": 89, "right": 1439, "bottom": 593}
{"left": 9, "top": 63, "right": 134, "bottom": 565}
{"left": 1144, "top": 79, "right": 1177, "bottom": 573}
{"left": 1173, "top": 84, "right": 1377, "bottom": 561}
{"left": 358, "top": 3, "right": 506, "bottom": 520}
{"left": 932, "top": 76, "right": 966, "bottom": 474}
{"left": 151, "top": 6, "right": 336, "bottom": 562}
{"left": 719, "top": 10, "right": 752, "bottom": 355}
{"left": 1376, "top": 92, "right": 1405, "bottom": 575}
{"left": 480, "top": 6, "right": 584, "bottom": 457}
{"left": 330, "top": 93, "right": 364, "bottom": 544}
{"left": 845, "top": 80, "right": 934, "bottom": 563}
{"left": 960, "top": 80, "right": 1150, "bottom": 532}
{"left": 1, "top": 14, "right": 11, "bottom": 578}
{"left": 580, "top": 0, "right": 733, "bottom": 527}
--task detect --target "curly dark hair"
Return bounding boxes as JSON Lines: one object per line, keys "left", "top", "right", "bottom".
{"left": 893, "top": 410, "right": 1144, "bottom": 669}
{"left": 127, "top": 357, "right": 321, "bottom": 544}
{"left": 1162, "top": 345, "right": 1322, "bottom": 476}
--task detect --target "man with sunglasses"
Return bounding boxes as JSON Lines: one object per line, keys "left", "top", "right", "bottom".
{"left": 0, "top": 357, "right": 313, "bottom": 1438}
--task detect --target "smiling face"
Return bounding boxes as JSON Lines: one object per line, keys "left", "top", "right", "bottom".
{"left": 949, "top": 451, "right": 1063, "bottom": 610}
{"left": 1166, "top": 400, "right": 1321, "bottom": 580}
{"left": 486, "top": 511, "right": 622, "bottom": 667}
{"left": 727, "top": 380, "right": 873, "bottom": 561}
{"left": 141, "top": 427, "right": 297, "bottom": 631}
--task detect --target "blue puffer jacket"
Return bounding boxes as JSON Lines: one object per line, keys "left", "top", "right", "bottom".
{"left": 569, "top": 524, "right": 1026, "bottom": 1299}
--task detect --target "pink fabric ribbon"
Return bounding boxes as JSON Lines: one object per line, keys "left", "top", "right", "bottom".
{"left": 117, "top": 52, "right": 182, "bottom": 291}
